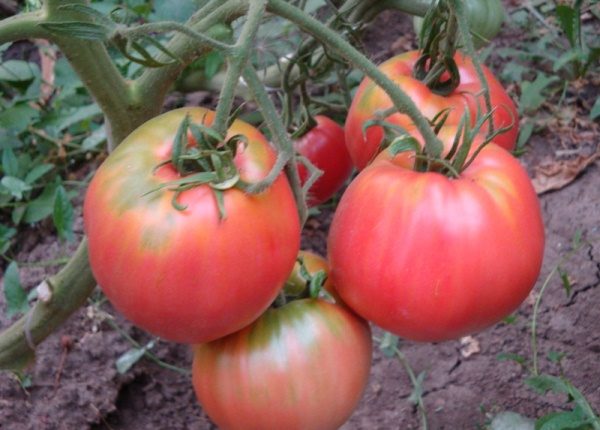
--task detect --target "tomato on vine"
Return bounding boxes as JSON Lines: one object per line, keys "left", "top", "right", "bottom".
{"left": 294, "top": 115, "right": 353, "bottom": 206}
{"left": 83, "top": 107, "right": 301, "bottom": 344}
{"left": 328, "top": 129, "right": 544, "bottom": 342}
{"left": 345, "top": 51, "right": 519, "bottom": 170}
{"left": 192, "top": 251, "right": 372, "bottom": 430}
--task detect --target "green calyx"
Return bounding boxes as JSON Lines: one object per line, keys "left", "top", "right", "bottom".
{"left": 144, "top": 115, "right": 247, "bottom": 218}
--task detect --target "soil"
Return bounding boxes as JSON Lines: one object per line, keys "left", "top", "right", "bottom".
{"left": 1, "top": 5, "right": 600, "bottom": 430}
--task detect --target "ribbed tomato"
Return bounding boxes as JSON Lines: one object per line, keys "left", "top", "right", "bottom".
{"left": 328, "top": 136, "right": 544, "bottom": 342}
{"left": 84, "top": 107, "right": 301, "bottom": 344}
{"left": 345, "top": 51, "right": 518, "bottom": 169}
{"left": 192, "top": 299, "right": 372, "bottom": 430}
{"left": 192, "top": 251, "right": 372, "bottom": 430}
{"left": 294, "top": 116, "right": 353, "bottom": 206}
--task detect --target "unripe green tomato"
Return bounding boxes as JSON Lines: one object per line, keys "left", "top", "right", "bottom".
{"left": 414, "top": 0, "right": 506, "bottom": 48}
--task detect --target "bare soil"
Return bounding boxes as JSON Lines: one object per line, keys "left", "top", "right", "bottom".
{"left": 1, "top": 6, "right": 599, "bottom": 430}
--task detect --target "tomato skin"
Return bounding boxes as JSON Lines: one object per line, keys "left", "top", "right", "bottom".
{"left": 345, "top": 51, "right": 518, "bottom": 170}
{"left": 295, "top": 116, "right": 353, "bottom": 206}
{"left": 84, "top": 107, "right": 301, "bottom": 344}
{"left": 192, "top": 298, "right": 372, "bottom": 430}
{"left": 327, "top": 143, "right": 544, "bottom": 342}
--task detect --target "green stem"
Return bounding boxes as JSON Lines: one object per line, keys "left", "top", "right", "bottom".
{"left": 266, "top": 0, "right": 443, "bottom": 157}
{"left": 0, "top": 240, "right": 96, "bottom": 371}
{"left": 134, "top": 0, "right": 248, "bottom": 115}
{"left": 241, "top": 65, "right": 307, "bottom": 225}
{"left": 450, "top": 0, "right": 495, "bottom": 137}
{"left": 212, "top": 0, "right": 267, "bottom": 137}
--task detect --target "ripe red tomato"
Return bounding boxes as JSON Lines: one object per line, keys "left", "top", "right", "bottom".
{"left": 327, "top": 136, "right": 544, "bottom": 342}
{"left": 345, "top": 50, "right": 519, "bottom": 169}
{"left": 294, "top": 115, "right": 353, "bottom": 206}
{"left": 84, "top": 107, "right": 301, "bottom": 344}
{"left": 192, "top": 298, "right": 372, "bottom": 430}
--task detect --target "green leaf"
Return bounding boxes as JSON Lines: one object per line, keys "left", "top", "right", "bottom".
{"left": 203, "top": 51, "right": 224, "bottom": 80}
{"left": 0, "top": 223, "right": 16, "bottom": 254}
{"left": 497, "top": 352, "right": 527, "bottom": 367}
{"left": 516, "top": 122, "right": 535, "bottom": 153}
{"left": 53, "top": 185, "right": 74, "bottom": 242}
{"left": 54, "top": 104, "right": 102, "bottom": 132}
{"left": 1, "top": 176, "right": 32, "bottom": 200}
{"left": 557, "top": 266, "right": 572, "bottom": 296}
{"left": 526, "top": 375, "right": 570, "bottom": 396}
{"left": 0, "top": 60, "right": 38, "bottom": 82}
{"left": 40, "top": 21, "right": 111, "bottom": 41}
{"left": 304, "top": 0, "right": 327, "bottom": 14}
{"left": 24, "top": 164, "right": 54, "bottom": 184}
{"left": 82, "top": 126, "right": 106, "bottom": 151}
{"left": 115, "top": 340, "right": 155, "bottom": 374}
{"left": 2, "top": 148, "right": 19, "bottom": 177}
{"left": 547, "top": 350, "right": 566, "bottom": 364}
{"left": 3, "top": 262, "right": 29, "bottom": 318}
{"left": 379, "top": 331, "right": 399, "bottom": 358}
{"left": 0, "top": 104, "right": 40, "bottom": 134}
{"left": 536, "top": 408, "right": 591, "bottom": 430}
{"left": 590, "top": 97, "right": 600, "bottom": 120}
{"left": 490, "top": 411, "right": 535, "bottom": 430}
{"left": 23, "top": 182, "right": 59, "bottom": 224}
{"left": 519, "top": 74, "right": 560, "bottom": 114}
{"left": 555, "top": 5, "right": 577, "bottom": 48}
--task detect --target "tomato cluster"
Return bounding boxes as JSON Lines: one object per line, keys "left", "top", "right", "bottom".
{"left": 83, "top": 48, "right": 543, "bottom": 428}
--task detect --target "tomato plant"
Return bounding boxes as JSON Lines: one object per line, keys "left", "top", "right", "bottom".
{"left": 294, "top": 116, "right": 353, "bottom": 206}
{"left": 345, "top": 50, "right": 519, "bottom": 169}
{"left": 83, "top": 107, "right": 301, "bottom": 344}
{"left": 328, "top": 136, "right": 544, "bottom": 342}
{"left": 192, "top": 251, "right": 372, "bottom": 430}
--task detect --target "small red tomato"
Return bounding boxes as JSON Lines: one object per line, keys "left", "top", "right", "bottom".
{"left": 295, "top": 115, "right": 353, "bottom": 206}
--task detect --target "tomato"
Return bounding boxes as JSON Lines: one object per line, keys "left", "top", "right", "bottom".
{"left": 345, "top": 51, "right": 519, "bottom": 170}
{"left": 294, "top": 116, "right": 353, "bottom": 206}
{"left": 192, "top": 298, "right": 372, "bottom": 430}
{"left": 327, "top": 136, "right": 544, "bottom": 342}
{"left": 84, "top": 107, "right": 301, "bottom": 344}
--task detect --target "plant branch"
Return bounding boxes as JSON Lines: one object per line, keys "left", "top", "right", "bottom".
{"left": 266, "top": 0, "right": 443, "bottom": 157}
{"left": 133, "top": 0, "right": 248, "bottom": 113}
{"left": 0, "top": 240, "right": 96, "bottom": 371}
{"left": 212, "top": 0, "right": 267, "bottom": 137}
{"left": 241, "top": 65, "right": 307, "bottom": 225}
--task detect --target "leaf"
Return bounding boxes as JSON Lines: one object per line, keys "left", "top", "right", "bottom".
{"left": 24, "top": 164, "right": 54, "bottom": 184}
{"left": 519, "top": 74, "right": 560, "bottom": 114}
{"left": 304, "top": 0, "right": 327, "bottom": 14}
{"left": 591, "top": 97, "right": 600, "bottom": 120}
{"left": 3, "top": 262, "right": 29, "bottom": 318}
{"left": 1, "top": 176, "right": 32, "bottom": 200}
{"left": 82, "top": 126, "right": 106, "bottom": 151}
{"left": 497, "top": 352, "right": 527, "bottom": 367}
{"left": 490, "top": 411, "right": 535, "bottom": 430}
{"left": 39, "top": 21, "right": 111, "bottom": 41}
{"left": 0, "top": 60, "right": 38, "bottom": 82}
{"left": 23, "top": 182, "right": 59, "bottom": 224}
{"left": 526, "top": 374, "right": 571, "bottom": 396}
{"left": 536, "top": 408, "right": 592, "bottom": 430}
{"left": 115, "top": 340, "right": 155, "bottom": 374}
{"left": 203, "top": 51, "right": 224, "bottom": 80}
{"left": 379, "top": 331, "right": 399, "bottom": 358}
{"left": 557, "top": 266, "right": 573, "bottom": 296}
{"left": 2, "top": 148, "right": 19, "bottom": 177}
{"left": 53, "top": 185, "right": 74, "bottom": 242}
{"left": 555, "top": 5, "right": 577, "bottom": 48}
{"left": 0, "top": 223, "right": 16, "bottom": 254}
{"left": 54, "top": 104, "right": 102, "bottom": 132}
{"left": 531, "top": 151, "right": 600, "bottom": 194}
{"left": 547, "top": 350, "right": 566, "bottom": 364}
{"left": 0, "top": 104, "right": 40, "bottom": 134}
{"left": 516, "top": 122, "right": 535, "bottom": 153}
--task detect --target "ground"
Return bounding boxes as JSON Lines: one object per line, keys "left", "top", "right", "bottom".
{"left": 1, "top": 5, "right": 599, "bottom": 430}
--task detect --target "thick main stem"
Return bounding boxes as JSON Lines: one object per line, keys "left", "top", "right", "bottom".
{"left": 266, "top": 0, "right": 444, "bottom": 157}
